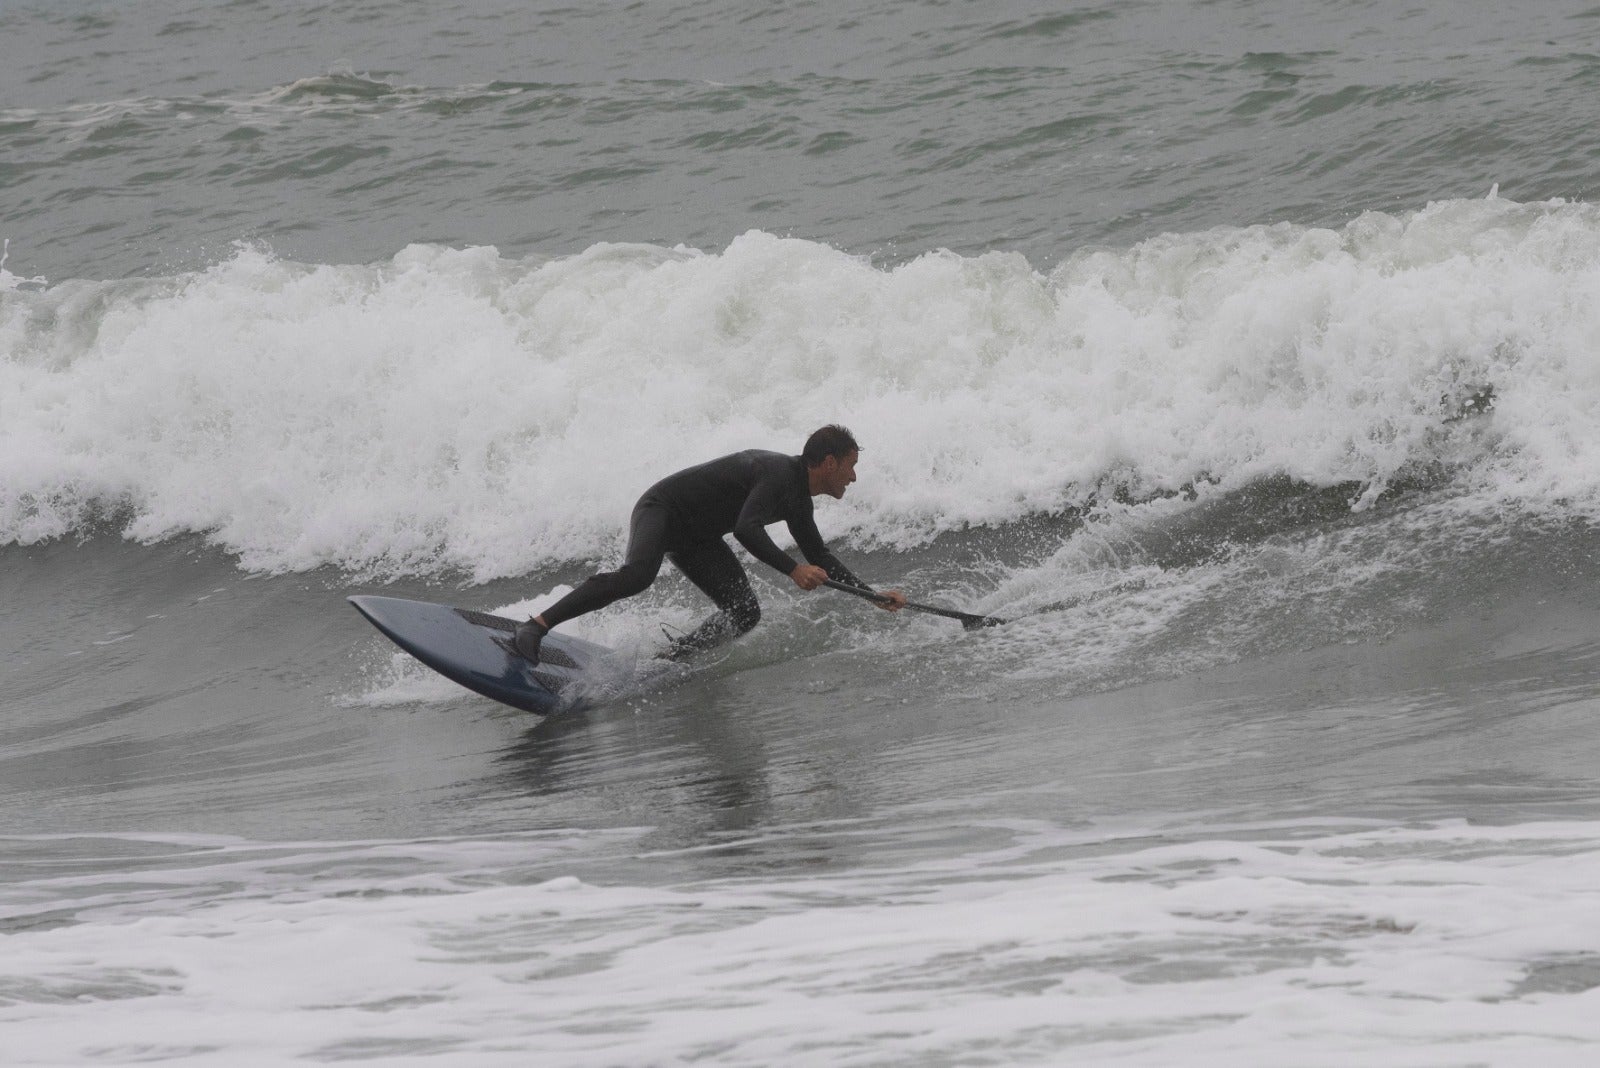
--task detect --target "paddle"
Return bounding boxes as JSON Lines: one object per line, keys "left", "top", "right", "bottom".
{"left": 822, "top": 578, "right": 1006, "bottom": 630}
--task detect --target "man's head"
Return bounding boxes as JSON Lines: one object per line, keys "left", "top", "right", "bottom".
{"left": 803, "top": 424, "right": 860, "bottom": 499}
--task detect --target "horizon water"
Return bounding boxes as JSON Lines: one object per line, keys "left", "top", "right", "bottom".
{"left": 7, "top": 1, "right": 1600, "bottom": 1064}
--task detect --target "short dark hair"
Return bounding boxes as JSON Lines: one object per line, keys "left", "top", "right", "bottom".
{"left": 802, "top": 424, "right": 859, "bottom": 467}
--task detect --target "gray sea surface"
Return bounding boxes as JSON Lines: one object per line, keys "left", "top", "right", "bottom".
{"left": 7, "top": 2, "right": 1600, "bottom": 1064}
{"left": 4, "top": 0, "right": 1599, "bottom": 279}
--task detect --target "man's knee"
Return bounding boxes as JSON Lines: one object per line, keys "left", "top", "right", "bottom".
{"left": 612, "top": 560, "right": 660, "bottom": 597}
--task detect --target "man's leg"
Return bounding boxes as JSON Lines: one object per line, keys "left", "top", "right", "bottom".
{"left": 515, "top": 500, "right": 669, "bottom": 661}
{"left": 659, "top": 539, "right": 761, "bottom": 660}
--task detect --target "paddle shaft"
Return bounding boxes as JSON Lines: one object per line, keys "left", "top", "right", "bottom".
{"left": 820, "top": 579, "right": 1004, "bottom": 629}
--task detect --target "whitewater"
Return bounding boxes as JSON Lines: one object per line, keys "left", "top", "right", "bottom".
{"left": 7, "top": 195, "right": 1599, "bottom": 578}
{"left": 8, "top": 0, "right": 1600, "bottom": 1064}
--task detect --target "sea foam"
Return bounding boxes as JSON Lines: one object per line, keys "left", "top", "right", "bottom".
{"left": 3, "top": 195, "right": 1598, "bottom": 579}
{"left": 7, "top": 819, "right": 1600, "bottom": 1065}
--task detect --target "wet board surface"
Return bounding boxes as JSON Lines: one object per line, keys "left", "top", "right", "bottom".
{"left": 349, "top": 594, "right": 613, "bottom": 716}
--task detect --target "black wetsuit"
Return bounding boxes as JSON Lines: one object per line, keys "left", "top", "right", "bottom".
{"left": 540, "top": 450, "right": 870, "bottom": 655}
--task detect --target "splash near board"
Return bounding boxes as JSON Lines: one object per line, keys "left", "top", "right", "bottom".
{"left": 349, "top": 595, "right": 611, "bottom": 716}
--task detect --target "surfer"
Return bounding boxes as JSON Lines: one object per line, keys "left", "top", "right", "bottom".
{"left": 515, "top": 424, "right": 907, "bottom": 664}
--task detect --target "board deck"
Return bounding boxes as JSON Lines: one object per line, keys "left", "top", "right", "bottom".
{"left": 349, "top": 594, "right": 613, "bottom": 716}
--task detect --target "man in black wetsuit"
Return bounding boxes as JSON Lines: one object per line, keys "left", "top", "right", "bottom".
{"left": 514, "top": 424, "right": 907, "bottom": 664}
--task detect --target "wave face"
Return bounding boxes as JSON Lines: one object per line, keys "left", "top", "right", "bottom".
{"left": 10, "top": 4, "right": 1600, "bottom": 1062}
{"left": 3, "top": 194, "right": 1598, "bottom": 580}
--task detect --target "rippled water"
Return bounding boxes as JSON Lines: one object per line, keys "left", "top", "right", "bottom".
{"left": 7, "top": 1, "right": 1600, "bottom": 1064}
{"left": 6, "top": 0, "right": 1600, "bottom": 280}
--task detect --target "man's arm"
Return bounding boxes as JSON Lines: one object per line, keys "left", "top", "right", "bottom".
{"left": 731, "top": 487, "right": 874, "bottom": 592}
{"left": 731, "top": 477, "right": 804, "bottom": 576}
{"left": 787, "top": 511, "right": 870, "bottom": 590}
{"left": 728, "top": 461, "right": 902, "bottom": 608}
{"left": 786, "top": 511, "right": 906, "bottom": 610}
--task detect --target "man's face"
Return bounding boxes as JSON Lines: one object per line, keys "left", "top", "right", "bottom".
{"left": 820, "top": 450, "right": 859, "bottom": 499}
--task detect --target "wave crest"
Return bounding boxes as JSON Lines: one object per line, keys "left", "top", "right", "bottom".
{"left": 2, "top": 197, "right": 1597, "bottom": 578}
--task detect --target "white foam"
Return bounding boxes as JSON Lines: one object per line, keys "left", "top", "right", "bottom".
{"left": 6, "top": 819, "right": 1600, "bottom": 1064}
{"left": 5, "top": 196, "right": 1600, "bottom": 579}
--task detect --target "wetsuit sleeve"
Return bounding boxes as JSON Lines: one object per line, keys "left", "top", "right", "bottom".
{"left": 787, "top": 512, "right": 872, "bottom": 590}
{"left": 732, "top": 480, "right": 805, "bottom": 576}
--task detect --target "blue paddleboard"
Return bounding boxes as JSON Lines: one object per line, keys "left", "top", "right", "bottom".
{"left": 349, "top": 595, "right": 612, "bottom": 716}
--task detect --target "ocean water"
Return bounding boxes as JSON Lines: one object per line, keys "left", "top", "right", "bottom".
{"left": 7, "top": 0, "right": 1600, "bottom": 1063}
